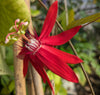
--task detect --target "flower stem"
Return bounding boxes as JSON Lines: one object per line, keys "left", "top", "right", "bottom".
{"left": 38, "top": 0, "right": 95, "bottom": 95}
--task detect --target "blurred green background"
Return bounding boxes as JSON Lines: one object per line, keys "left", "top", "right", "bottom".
{"left": 0, "top": 0, "right": 100, "bottom": 95}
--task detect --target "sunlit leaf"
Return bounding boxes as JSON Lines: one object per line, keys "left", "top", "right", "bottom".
{"left": 31, "top": 9, "right": 41, "bottom": 17}
{"left": 68, "top": 8, "right": 74, "bottom": 24}
{"left": 96, "top": 19, "right": 100, "bottom": 22}
{"left": 8, "top": 81, "right": 15, "bottom": 93}
{"left": 47, "top": 71, "right": 62, "bottom": 94}
{"left": 58, "top": 8, "right": 74, "bottom": 30}
{"left": 83, "top": 63, "right": 91, "bottom": 74}
{"left": 66, "top": 13, "right": 100, "bottom": 30}
{"left": 59, "top": 86, "right": 67, "bottom": 95}
{"left": 0, "top": 0, "right": 30, "bottom": 45}
{"left": 74, "top": 67, "right": 86, "bottom": 86}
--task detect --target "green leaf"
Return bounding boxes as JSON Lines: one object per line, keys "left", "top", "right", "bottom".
{"left": 8, "top": 81, "right": 15, "bottom": 93}
{"left": 1, "top": 76, "right": 10, "bottom": 87}
{"left": 47, "top": 71, "right": 62, "bottom": 94}
{"left": 0, "top": 46, "right": 13, "bottom": 75}
{"left": 74, "top": 67, "right": 86, "bottom": 86}
{"left": 47, "top": 71, "right": 67, "bottom": 94}
{"left": 68, "top": 8, "right": 74, "bottom": 24}
{"left": 96, "top": 19, "right": 100, "bottom": 22}
{"left": 83, "top": 63, "right": 91, "bottom": 74}
{"left": 0, "top": 87, "right": 10, "bottom": 95}
{"left": 31, "top": 9, "right": 40, "bottom": 17}
{"left": 6, "top": 46, "right": 13, "bottom": 65}
{"left": 59, "top": 86, "right": 67, "bottom": 95}
{"left": 95, "top": 65, "right": 100, "bottom": 76}
{"left": 58, "top": 8, "right": 74, "bottom": 30}
{"left": 0, "top": 0, "right": 30, "bottom": 45}
{"left": 91, "top": 61, "right": 100, "bottom": 77}
{"left": 66, "top": 13, "right": 100, "bottom": 30}
{"left": 1, "top": 78, "right": 15, "bottom": 94}
{"left": 57, "top": 11, "right": 66, "bottom": 30}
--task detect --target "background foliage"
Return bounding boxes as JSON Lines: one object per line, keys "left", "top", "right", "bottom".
{"left": 0, "top": 0, "right": 100, "bottom": 95}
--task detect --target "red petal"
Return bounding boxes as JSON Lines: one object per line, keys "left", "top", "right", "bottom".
{"left": 17, "top": 47, "right": 30, "bottom": 59}
{"left": 29, "top": 55, "right": 46, "bottom": 82}
{"left": 41, "top": 26, "right": 82, "bottom": 46}
{"left": 39, "top": 1, "right": 58, "bottom": 40}
{"left": 29, "top": 55, "right": 55, "bottom": 95}
{"left": 41, "top": 45, "right": 83, "bottom": 64}
{"left": 37, "top": 47, "right": 79, "bottom": 83}
{"left": 23, "top": 56, "right": 29, "bottom": 77}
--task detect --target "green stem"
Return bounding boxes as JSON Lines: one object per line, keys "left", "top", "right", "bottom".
{"left": 38, "top": 0, "right": 95, "bottom": 95}
{"left": 64, "top": 0, "right": 68, "bottom": 26}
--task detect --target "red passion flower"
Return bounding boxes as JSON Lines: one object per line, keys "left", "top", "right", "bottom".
{"left": 18, "top": 1, "right": 83, "bottom": 94}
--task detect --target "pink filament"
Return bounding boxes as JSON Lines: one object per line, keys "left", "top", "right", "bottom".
{"left": 5, "top": 32, "right": 16, "bottom": 43}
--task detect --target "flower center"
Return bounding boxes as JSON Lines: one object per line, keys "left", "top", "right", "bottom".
{"left": 25, "top": 38, "right": 41, "bottom": 54}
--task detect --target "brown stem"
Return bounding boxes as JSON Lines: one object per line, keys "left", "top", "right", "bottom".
{"left": 30, "top": 64, "right": 44, "bottom": 95}
{"left": 26, "top": 65, "right": 36, "bottom": 95}
{"left": 13, "top": 38, "right": 26, "bottom": 95}
{"left": 37, "top": 0, "right": 95, "bottom": 95}
{"left": 68, "top": 40, "right": 95, "bottom": 95}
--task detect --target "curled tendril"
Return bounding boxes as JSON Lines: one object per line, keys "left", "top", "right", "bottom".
{"left": 5, "top": 19, "right": 28, "bottom": 44}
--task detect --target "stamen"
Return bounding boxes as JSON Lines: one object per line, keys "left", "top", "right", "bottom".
{"left": 23, "top": 22, "right": 28, "bottom": 26}
{"left": 5, "top": 19, "right": 29, "bottom": 44}
{"left": 5, "top": 32, "right": 16, "bottom": 44}
{"left": 25, "top": 39, "right": 41, "bottom": 54}
{"left": 15, "top": 19, "right": 20, "bottom": 31}
{"left": 33, "top": 45, "right": 41, "bottom": 55}
{"left": 16, "top": 19, "right": 20, "bottom": 23}
{"left": 22, "top": 35, "right": 31, "bottom": 43}
{"left": 5, "top": 39, "right": 9, "bottom": 44}
{"left": 18, "top": 21, "right": 28, "bottom": 30}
